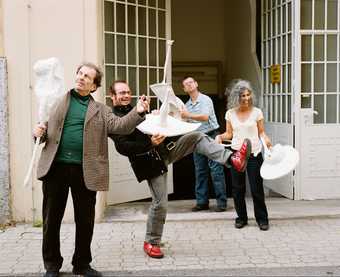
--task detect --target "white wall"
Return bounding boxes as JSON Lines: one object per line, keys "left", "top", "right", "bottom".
{"left": 225, "top": 0, "right": 261, "bottom": 96}
{"left": 171, "top": 0, "right": 261, "bottom": 96}
{"left": 0, "top": 0, "right": 3, "bottom": 56}
{"left": 2, "top": 0, "right": 106, "bottom": 222}
{"left": 171, "top": 0, "right": 227, "bottom": 82}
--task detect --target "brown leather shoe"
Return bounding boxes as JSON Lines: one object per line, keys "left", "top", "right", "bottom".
{"left": 230, "top": 139, "right": 252, "bottom": 172}
{"left": 143, "top": 242, "right": 164, "bottom": 258}
{"left": 191, "top": 204, "right": 209, "bottom": 212}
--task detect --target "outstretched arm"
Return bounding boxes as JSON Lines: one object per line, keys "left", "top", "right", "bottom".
{"left": 257, "top": 119, "right": 272, "bottom": 148}
{"left": 180, "top": 108, "right": 209, "bottom": 122}
{"left": 215, "top": 120, "right": 233, "bottom": 144}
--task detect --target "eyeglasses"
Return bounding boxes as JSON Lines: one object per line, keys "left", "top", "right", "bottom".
{"left": 116, "top": 90, "right": 131, "bottom": 96}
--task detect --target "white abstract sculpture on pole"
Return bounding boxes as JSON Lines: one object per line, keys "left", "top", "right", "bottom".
{"left": 137, "top": 40, "right": 201, "bottom": 136}
{"left": 23, "top": 57, "right": 66, "bottom": 187}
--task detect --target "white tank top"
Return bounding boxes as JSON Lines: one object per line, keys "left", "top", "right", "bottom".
{"left": 225, "top": 107, "right": 263, "bottom": 156}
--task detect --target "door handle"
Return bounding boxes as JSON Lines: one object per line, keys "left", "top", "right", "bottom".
{"left": 302, "top": 109, "right": 318, "bottom": 125}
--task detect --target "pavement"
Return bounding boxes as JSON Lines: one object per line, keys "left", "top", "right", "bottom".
{"left": 1, "top": 197, "right": 340, "bottom": 276}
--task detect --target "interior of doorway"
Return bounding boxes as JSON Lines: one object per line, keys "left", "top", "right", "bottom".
{"left": 169, "top": 0, "right": 262, "bottom": 201}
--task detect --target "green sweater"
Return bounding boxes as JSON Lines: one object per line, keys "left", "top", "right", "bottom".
{"left": 55, "top": 90, "right": 90, "bottom": 164}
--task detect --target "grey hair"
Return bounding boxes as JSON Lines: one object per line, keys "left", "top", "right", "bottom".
{"left": 225, "top": 79, "right": 256, "bottom": 109}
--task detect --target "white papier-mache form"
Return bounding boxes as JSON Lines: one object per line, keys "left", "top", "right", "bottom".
{"left": 33, "top": 57, "right": 66, "bottom": 122}
{"left": 24, "top": 57, "right": 66, "bottom": 187}
{"left": 136, "top": 40, "right": 201, "bottom": 137}
{"left": 260, "top": 137, "right": 299, "bottom": 180}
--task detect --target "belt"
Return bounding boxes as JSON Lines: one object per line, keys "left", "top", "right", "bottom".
{"left": 163, "top": 136, "right": 180, "bottom": 151}
{"left": 165, "top": 141, "right": 176, "bottom": 151}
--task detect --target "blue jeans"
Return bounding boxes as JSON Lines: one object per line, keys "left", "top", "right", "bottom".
{"left": 230, "top": 153, "right": 268, "bottom": 224}
{"left": 193, "top": 131, "right": 227, "bottom": 208}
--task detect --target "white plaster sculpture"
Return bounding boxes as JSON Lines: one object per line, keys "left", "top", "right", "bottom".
{"left": 137, "top": 41, "right": 201, "bottom": 136}
{"left": 260, "top": 137, "right": 299, "bottom": 180}
{"left": 23, "top": 57, "right": 66, "bottom": 187}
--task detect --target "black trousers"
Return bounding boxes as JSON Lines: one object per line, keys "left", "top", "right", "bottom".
{"left": 42, "top": 163, "right": 97, "bottom": 271}
{"left": 230, "top": 153, "right": 268, "bottom": 224}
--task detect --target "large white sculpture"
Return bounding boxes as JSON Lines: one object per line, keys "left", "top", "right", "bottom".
{"left": 33, "top": 57, "right": 65, "bottom": 122}
{"left": 260, "top": 137, "right": 299, "bottom": 180}
{"left": 137, "top": 41, "right": 200, "bottom": 137}
{"left": 23, "top": 57, "right": 66, "bottom": 187}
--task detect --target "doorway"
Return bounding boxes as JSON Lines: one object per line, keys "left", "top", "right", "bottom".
{"left": 170, "top": 0, "right": 262, "bottom": 200}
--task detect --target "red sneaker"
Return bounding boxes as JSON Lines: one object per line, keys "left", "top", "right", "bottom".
{"left": 143, "top": 242, "right": 164, "bottom": 259}
{"left": 230, "top": 139, "right": 252, "bottom": 172}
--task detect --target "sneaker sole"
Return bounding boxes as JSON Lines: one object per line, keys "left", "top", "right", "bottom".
{"left": 144, "top": 250, "right": 164, "bottom": 259}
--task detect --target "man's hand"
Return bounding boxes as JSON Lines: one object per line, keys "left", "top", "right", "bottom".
{"left": 136, "top": 95, "right": 150, "bottom": 114}
{"left": 150, "top": 133, "right": 166, "bottom": 146}
{"left": 33, "top": 123, "right": 47, "bottom": 138}
{"left": 180, "top": 107, "right": 191, "bottom": 120}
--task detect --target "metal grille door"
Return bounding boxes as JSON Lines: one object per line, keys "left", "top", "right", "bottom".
{"left": 261, "top": 0, "right": 295, "bottom": 198}
{"left": 103, "top": 0, "right": 172, "bottom": 204}
{"left": 104, "top": 0, "right": 168, "bottom": 108}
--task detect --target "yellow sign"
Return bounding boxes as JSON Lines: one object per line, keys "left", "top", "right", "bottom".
{"left": 270, "top": 64, "right": 281, "bottom": 84}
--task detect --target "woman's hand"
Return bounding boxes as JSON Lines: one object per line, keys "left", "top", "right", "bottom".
{"left": 260, "top": 134, "right": 272, "bottom": 149}
{"left": 264, "top": 136, "right": 272, "bottom": 149}
{"left": 215, "top": 134, "right": 223, "bottom": 144}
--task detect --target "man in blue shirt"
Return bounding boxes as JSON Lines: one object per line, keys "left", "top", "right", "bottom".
{"left": 181, "top": 76, "right": 227, "bottom": 212}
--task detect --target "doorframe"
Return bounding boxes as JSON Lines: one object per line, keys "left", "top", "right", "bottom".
{"left": 250, "top": 0, "right": 262, "bottom": 95}
{"left": 293, "top": 0, "right": 302, "bottom": 200}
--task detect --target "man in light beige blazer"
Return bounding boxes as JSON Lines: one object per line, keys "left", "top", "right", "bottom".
{"left": 33, "top": 62, "right": 149, "bottom": 277}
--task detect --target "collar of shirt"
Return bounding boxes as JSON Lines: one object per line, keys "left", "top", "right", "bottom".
{"left": 188, "top": 92, "right": 202, "bottom": 106}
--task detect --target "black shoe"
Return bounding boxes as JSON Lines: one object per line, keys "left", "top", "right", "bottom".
{"left": 72, "top": 266, "right": 102, "bottom": 277}
{"left": 258, "top": 222, "right": 269, "bottom": 231}
{"left": 191, "top": 204, "right": 209, "bottom": 212}
{"left": 43, "top": 271, "right": 59, "bottom": 277}
{"left": 214, "top": 206, "right": 227, "bottom": 212}
{"left": 234, "top": 219, "right": 248, "bottom": 229}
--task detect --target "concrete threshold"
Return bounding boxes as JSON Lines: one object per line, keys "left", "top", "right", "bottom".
{"left": 103, "top": 197, "right": 340, "bottom": 222}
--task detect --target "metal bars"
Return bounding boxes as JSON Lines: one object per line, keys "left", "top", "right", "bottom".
{"left": 300, "top": 0, "right": 340, "bottom": 124}
{"left": 262, "top": 0, "right": 293, "bottom": 123}
{"left": 103, "top": 0, "right": 167, "bottom": 107}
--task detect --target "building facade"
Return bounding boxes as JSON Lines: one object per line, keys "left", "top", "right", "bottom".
{"left": 0, "top": 0, "right": 339, "bottom": 223}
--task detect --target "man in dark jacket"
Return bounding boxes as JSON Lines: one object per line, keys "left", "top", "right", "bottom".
{"left": 109, "top": 80, "right": 251, "bottom": 259}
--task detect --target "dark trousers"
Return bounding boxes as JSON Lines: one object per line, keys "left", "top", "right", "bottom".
{"left": 230, "top": 153, "right": 268, "bottom": 224}
{"left": 42, "top": 163, "right": 97, "bottom": 271}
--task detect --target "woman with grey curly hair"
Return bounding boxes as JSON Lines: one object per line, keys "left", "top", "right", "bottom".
{"left": 216, "top": 79, "right": 272, "bottom": 231}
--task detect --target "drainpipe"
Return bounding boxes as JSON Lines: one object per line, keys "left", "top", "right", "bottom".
{"left": 27, "top": 1, "right": 37, "bottom": 224}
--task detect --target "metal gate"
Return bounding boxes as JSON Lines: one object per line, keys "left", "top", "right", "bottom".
{"left": 261, "top": 0, "right": 295, "bottom": 199}
{"left": 103, "top": 0, "right": 172, "bottom": 204}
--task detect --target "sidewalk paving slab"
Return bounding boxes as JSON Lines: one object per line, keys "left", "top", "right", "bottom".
{"left": 0, "top": 198, "right": 340, "bottom": 276}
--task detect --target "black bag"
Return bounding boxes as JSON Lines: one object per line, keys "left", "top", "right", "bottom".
{"left": 130, "top": 148, "right": 168, "bottom": 183}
